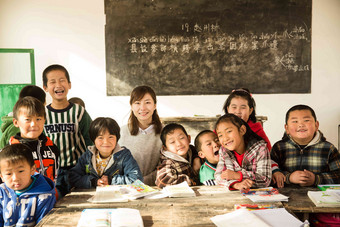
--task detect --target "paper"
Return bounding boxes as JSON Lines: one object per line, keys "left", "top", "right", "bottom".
{"left": 211, "top": 208, "right": 303, "bottom": 227}
{"left": 88, "top": 180, "right": 159, "bottom": 203}
{"left": 211, "top": 209, "right": 270, "bottom": 227}
{"left": 77, "top": 208, "right": 143, "bottom": 227}
{"left": 164, "top": 181, "right": 196, "bottom": 197}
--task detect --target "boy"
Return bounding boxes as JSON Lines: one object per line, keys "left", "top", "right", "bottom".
{"left": 195, "top": 130, "right": 221, "bottom": 186}
{"left": 9, "top": 97, "right": 60, "bottom": 191}
{"left": 271, "top": 104, "right": 340, "bottom": 187}
{"left": 0, "top": 143, "right": 56, "bottom": 226}
{"left": 155, "top": 123, "right": 200, "bottom": 188}
{"left": 42, "top": 64, "right": 92, "bottom": 197}
{"left": 0, "top": 85, "right": 46, "bottom": 149}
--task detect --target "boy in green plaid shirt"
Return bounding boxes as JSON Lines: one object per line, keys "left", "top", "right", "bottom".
{"left": 271, "top": 104, "right": 340, "bottom": 187}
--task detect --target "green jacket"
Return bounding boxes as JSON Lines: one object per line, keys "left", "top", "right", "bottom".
{"left": 0, "top": 114, "right": 19, "bottom": 149}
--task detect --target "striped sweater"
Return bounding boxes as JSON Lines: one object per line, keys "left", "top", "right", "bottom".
{"left": 44, "top": 103, "right": 92, "bottom": 168}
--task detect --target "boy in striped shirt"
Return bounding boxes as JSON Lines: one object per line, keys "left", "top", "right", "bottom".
{"left": 42, "top": 64, "right": 92, "bottom": 197}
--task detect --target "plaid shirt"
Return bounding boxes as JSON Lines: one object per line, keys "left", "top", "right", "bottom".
{"left": 271, "top": 131, "right": 340, "bottom": 185}
{"left": 155, "top": 147, "right": 198, "bottom": 188}
{"left": 215, "top": 139, "right": 271, "bottom": 190}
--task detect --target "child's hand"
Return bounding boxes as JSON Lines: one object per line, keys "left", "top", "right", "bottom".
{"left": 192, "top": 157, "right": 202, "bottom": 174}
{"left": 233, "top": 179, "right": 254, "bottom": 190}
{"left": 97, "top": 175, "right": 109, "bottom": 186}
{"left": 272, "top": 172, "right": 286, "bottom": 188}
{"left": 289, "top": 170, "right": 315, "bottom": 186}
{"left": 221, "top": 169, "right": 240, "bottom": 180}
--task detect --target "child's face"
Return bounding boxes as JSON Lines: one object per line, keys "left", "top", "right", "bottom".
{"left": 95, "top": 130, "right": 117, "bottom": 159}
{"left": 131, "top": 93, "right": 156, "bottom": 124}
{"left": 227, "top": 97, "right": 253, "bottom": 122}
{"left": 13, "top": 109, "right": 45, "bottom": 140}
{"left": 285, "top": 109, "right": 319, "bottom": 145}
{"left": 43, "top": 70, "right": 71, "bottom": 102}
{"left": 216, "top": 121, "right": 246, "bottom": 154}
{"left": 198, "top": 132, "right": 220, "bottom": 164}
{"left": 165, "top": 128, "right": 190, "bottom": 158}
{"left": 0, "top": 159, "right": 35, "bottom": 191}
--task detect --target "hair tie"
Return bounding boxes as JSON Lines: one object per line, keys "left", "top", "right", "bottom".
{"left": 231, "top": 89, "right": 252, "bottom": 97}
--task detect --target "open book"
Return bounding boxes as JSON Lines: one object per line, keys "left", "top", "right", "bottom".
{"left": 163, "top": 181, "right": 196, "bottom": 197}
{"left": 317, "top": 184, "right": 340, "bottom": 191}
{"left": 77, "top": 208, "right": 143, "bottom": 227}
{"left": 211, "top": 208, "right": 303, "bottom": 227}
{"left": 241, "top": 187, "right": 289, "bottom": 202}
{"left": 88, "top": 180, "right": 159, "bottom": 203}
{"left": 308, "top": 190, "right": 340, "bottom": 207}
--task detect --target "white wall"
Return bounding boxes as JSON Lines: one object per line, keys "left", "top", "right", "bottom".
{"left": 1, "top": 0, "right": 339, "bottom": 147}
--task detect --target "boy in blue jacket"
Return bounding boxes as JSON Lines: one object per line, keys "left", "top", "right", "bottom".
{"left": 0, "top": 143, "right": 56, "bottom": 226}
{"left": 69, "top": 117, "right": 143, "bottom": 188}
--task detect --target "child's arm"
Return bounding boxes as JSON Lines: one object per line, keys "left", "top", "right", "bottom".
{"left": 239, "top": 144, "right": 272, "bottom": 188}
{"left": 34, "top": 193, "right": 56, "bottom": 224}
{"left": 215, "top": 149, "right": 240, "bottom": 189}
{"left": 78, "top": 108, "right": 93, "bottom": 146}
{"left": 155, "top": 160, "right": 192, "bottom": 188}
{"left": 110, "top": 151, "right": 143, "bottom": 185}
{"left": 68, "top": 153, "right": 98, "bottom": 189}
{"left": 316, "top": 145, "right": 340, "bottom": 185}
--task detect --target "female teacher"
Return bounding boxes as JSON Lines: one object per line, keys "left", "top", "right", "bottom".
{"left": 119, "top": 85, "right": 163, "bottom": 185}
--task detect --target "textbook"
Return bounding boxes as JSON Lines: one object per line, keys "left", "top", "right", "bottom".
{"left": 77, "top": 208, "right": 143, "bottom": 227}
{"left": 88, "top": 180, "right": 159, "bottom": 203}
{"left": 211, "top": 208, "right": 303, "bottom": 227}
{"left": 163, "top": 181, "right": 196, "bottom": 197}
{"left": 308, "top": 190, "right": 340, "bottom": 207}
{"left": 317, "top": 184, "right": 340, "bottom": 191}
{"left": 241, "top": 187, "right": 289, "bottom": 202}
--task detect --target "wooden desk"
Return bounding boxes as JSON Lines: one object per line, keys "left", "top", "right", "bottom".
{"left": 36, "top": 186, "right": 281, "bottom": 226}
{"left": 37, "top": 186, "right": 340, "bottom": 226}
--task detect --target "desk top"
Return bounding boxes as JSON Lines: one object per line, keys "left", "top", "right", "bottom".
{"left": 36, "top": 186, "right": 340, "bottom": 227}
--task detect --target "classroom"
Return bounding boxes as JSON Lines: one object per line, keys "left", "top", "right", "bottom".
{"left": 0, "top": 0, "right": 340, "bottom": 226}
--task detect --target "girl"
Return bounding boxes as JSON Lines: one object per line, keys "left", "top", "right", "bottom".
{"left": 119, "top": 85, "right": 163, "bottom": 185}
{"left": 69, "top": 117, "right": 143, "bottom": 188}
{"left": 214, "top": 114, "right": 271, "bottom": 190}
{"left": 223, "top": 88, "right": 272, "bottom": 151}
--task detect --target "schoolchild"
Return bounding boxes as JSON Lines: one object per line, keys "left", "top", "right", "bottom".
{"left": 69, "top": 97, "right": 85, "bottom": 108}
{"left": 271, "top": 104, "right": 340, "bottom": 187}
{"left": 195, "top": 130, "right": 221, "bottom": 186}
{"left": 0, "top": 85, "right": 46, "bottom": 149}
{"left": 0, "top": 143, "right": 56, "bottom": 226}
{"left": 9, "top": 97, "right": 60, "bottom": 191}
{"left": 271, "top": 105, "right": 340, "bottom": 226}
{"left": 215, "top": 114, "right": 271, "bottom": 190}
{"left": 69, "top": 117, "right": 143, "bottom": 188}
{"left": 223, "top": 88, "right": 271, "bottom": 151}
{"left": 42, "top": 64, "right": 93, "bottom": 197}
{"left": 155, "top": 123, "right": 200, "bottom": 188}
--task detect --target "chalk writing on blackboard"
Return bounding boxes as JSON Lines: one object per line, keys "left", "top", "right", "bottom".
{"left": 105, "top": 0, "right": 312, "bottom": 96}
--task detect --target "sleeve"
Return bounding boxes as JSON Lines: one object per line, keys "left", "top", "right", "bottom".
{"left": 317, "top": 145, "right": 340, "bottom": 184}
{"left": 214, "top": 149, "right": 239, "bottom": 189}
{"left": 78, "top": 109, "right": 93, "bottom": 147}
{"left": 270, "top": 142, "right": 291, "bottom": 180}
{"left": 69, "top": 153, "right": 97, "bottom": 189}
{"left": 155, "top": 160, "right": 191, "bottom": 188}
{"left": 110, "top": 151, "right": 144, "bottom": 185}
{"left": 240, "top": 144, "right": 272, "bottom": 188}
{"left": 35, "top": 193, "right": 56, "bottom": 224}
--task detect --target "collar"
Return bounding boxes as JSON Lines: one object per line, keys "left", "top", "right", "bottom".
{"left": 138, "top": 124, "right": 155, "bottom": 135}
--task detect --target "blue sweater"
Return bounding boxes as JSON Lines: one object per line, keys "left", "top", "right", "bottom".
{"left": 69, "top": 144, "right": 143, "bottom": 188}
{"left": 0, "top": 173, "right": 56, "bottom": 226}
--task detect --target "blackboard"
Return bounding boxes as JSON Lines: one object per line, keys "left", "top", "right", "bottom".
{"left": 105, "top": 0, "right": 311, "bottom": 96}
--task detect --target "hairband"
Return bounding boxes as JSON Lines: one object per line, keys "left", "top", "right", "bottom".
{"left": 231, "top": 89, "right": 252, "bottom": 97}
